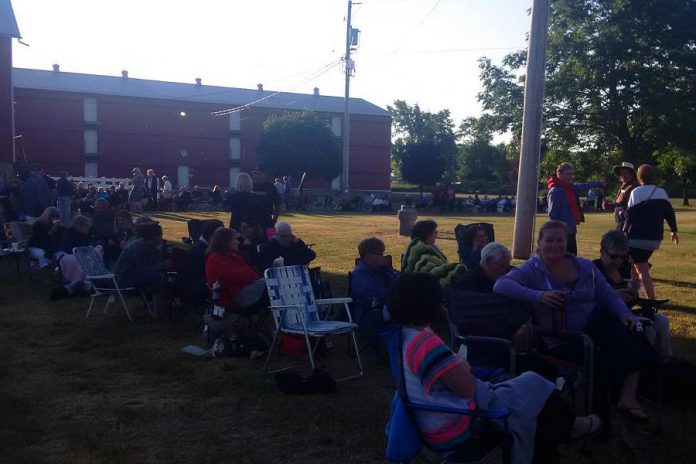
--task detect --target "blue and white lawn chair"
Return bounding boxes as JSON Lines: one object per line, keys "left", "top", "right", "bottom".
{"left": 263, "top": 265, "right": 363, "bottom": 381}
{"left": 74, "top": 246, "right": 151, "bottom": 322}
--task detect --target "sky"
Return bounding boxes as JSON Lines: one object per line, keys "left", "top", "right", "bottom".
{"left": 10, "top": 0, "right": 533, "bottom": 126}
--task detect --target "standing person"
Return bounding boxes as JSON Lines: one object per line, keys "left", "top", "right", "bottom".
{"left": 273, "top": 177, "right": 285, "bottom": 212}
{"left": 226, "top": 173, "right": 261, "bottom": 231}
{"left": 447, "top": 185, "right": 456, "bottom": 211}
{"left": 129, "top": 168, "right": 145, "bottom": 212}
{"left": 547, "top": 162, "right": 604, "bottom": 255}
{"left": 145, "top": 169, "right": 159, "bottom": 211}
{"left": 612, "top": 162, "right": 640, "bottom": 231}
{"left": 251, "top": 168, "right": 281, "bottom": 235}
{"left": 282, "top": 176, "right": 292, "bottom": 212}
{"left": 20, "top": 163, "right": 50, "bottom": 223}
{"left": 56, "top": 171, "right": 75, "bottom": 224}
{"left": 625, "top": 164, "right": 678, "bottom": 300}
{"left": 160, "top": 176, "right": 173, "bottom": 210}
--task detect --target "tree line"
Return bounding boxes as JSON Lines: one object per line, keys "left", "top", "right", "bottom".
{"left": 392, "top": 0, "right": 696, "bottom": 204}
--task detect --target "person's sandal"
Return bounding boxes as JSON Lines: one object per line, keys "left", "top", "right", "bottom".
{"left": 572, "top": 414, "right": 602, "bottom": 440}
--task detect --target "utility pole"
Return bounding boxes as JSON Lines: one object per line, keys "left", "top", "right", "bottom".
{"left": 512, "top": 0, "right": 550, "bottom": 259}
{"left": 342, "top": 0, "right": 353, "bottom": 192}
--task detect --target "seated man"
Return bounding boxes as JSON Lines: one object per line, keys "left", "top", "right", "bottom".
{"left": 258, "top": 221, "right": 316, "bottom": 271}
{"left": 351, "top": 237, "right": 398, "bottom": 343}
{"left": 113, "top": 222, "right": 167, "bottom": 297}
{"left": 454, "top": 242, "right": 512, "bottom": 294}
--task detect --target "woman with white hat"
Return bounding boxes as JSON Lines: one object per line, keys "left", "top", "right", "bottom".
{"left": 613, "top": 162, "right": 639, "bottom": 231}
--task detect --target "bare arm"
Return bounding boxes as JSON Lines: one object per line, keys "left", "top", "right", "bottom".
{"left": 439, "top": 360, "right": 477, "bottom": 398}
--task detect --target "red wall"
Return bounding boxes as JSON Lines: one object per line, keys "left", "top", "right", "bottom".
{"left": 10, "top": 88, "right": 392, "bottom": 190}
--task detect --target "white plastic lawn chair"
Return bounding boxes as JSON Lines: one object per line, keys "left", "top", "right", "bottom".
{"left": 263, "top": 265, "right": 363, "bottom": 381}
{"left": 73, "top": 246, "right": 151, "bottom": 322}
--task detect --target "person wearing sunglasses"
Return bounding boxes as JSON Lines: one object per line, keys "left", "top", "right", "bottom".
{"left": 594, "top": 230, "right": 672, "bottom": 359}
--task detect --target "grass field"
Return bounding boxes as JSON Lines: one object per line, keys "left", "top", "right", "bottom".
{"left": 1, "top": 206, "right": 696, "bottom": 463}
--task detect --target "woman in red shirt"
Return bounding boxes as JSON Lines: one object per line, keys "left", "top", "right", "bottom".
{"left": 205, "top": 227, "right": 259, "bottom": 308}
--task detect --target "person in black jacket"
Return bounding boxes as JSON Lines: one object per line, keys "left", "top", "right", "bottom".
{"left": 258, "top": 221, "right": 315, "bottom": 271}
{"left": 625, "top": 165, "right": 678, "bottom": 299}
{"left": 454, "top": 242, "right": 512, "bottom": 294}
{"left": 27, "top": 206, "right": 64, "bottom": 267}
{"left": 226, "top": 173, "right": 263, "bottom": 231}
{"left": 179, "top": 219, "right": 223, "bottom": 300}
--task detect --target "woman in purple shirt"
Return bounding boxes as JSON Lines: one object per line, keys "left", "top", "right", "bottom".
{"left": 494, "top": 220, "right": 655, "bottom": 423}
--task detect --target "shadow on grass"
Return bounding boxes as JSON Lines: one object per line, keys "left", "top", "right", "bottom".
{"left": 654, "top": 278, "right": 696, "bottom": 290}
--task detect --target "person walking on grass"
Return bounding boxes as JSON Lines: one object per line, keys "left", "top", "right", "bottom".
{"left": 547, "top": 162, "right": 604, "bottom": 255}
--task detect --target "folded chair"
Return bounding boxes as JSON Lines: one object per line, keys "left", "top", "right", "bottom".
{"left": 263, "top": 265, "right": 363, "bottom": 381}
{"left": 447, "top": 289, "right": 531, "bottom": 378}
{"left": 383, "top": 325, "right": 511, "bottom": 464}
{"left": 74, "top": 246, "right": 151, "bottom": 322}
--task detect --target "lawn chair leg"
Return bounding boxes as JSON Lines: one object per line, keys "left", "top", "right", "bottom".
{"left": 116, "top": 290, "right": 133, "bottom": 322}
{"left": 86, "top": 296, "right": 96, "bottom": 318}
{"left": 264, "top": 324, "right": 284, "bottom": 372}
{"left": 141, "top": 290, "right": 153, "bottom": 317}
{"left": 335, "top": 331, "right": 364, "bottom": 382}
{"left": 303, "top": 331, "right": 317, "bottom": 370}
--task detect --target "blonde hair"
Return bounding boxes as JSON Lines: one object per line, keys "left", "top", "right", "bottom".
{"left": 236, "top": 172, "right": 253, "bottom": 193}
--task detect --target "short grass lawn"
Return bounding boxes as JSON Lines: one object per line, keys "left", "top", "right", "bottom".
{"left": 1, "top": 206, "right": 696, "bottom": 463}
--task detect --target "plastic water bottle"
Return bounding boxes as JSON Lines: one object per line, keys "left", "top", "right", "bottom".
{"left": 457, "top": 341, "right": 468, "bottom": 361}
{"left": 212, "top": 280, "right": 225, "bottom": 320}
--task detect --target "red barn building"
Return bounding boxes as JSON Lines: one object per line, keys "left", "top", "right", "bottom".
{"left": 5, "top": 66, "right": 391, "bottom": 190}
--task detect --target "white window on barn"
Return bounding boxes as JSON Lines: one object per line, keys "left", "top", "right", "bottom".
{"left": 229, "top": 112, "right": 241, "bottom": 131}
{"left": 84, "top": 162, "right": 98, "bottom": 178}
{"left": 229, "top": 167, "right": 240, "bottom": 189}
{"left": 331, "top": 116, "right": 342, "bottom": 137}
{"left": 84, "top": 98, "right": 97, "bottom": 122}
{"left": 84, "top": 129, "right": 98, "bottom": 154}
{"left": 177, "top": 165, "right": 190, "bottom": 188}
{"left": 229, "top": 137, "right": 241, "bottom": 160}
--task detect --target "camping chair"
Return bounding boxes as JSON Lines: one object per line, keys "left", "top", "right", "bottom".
{"left": 263, "top": 265, "right": 363, "bottom": 381}
{"left": 383, "top": 325, "right": 511, "bottom": 464}
{"left": 454, "top": 223, "right": 495, "bottom": 265}
{"left": 74, "top": 246, "right": 151, "bottom": 322}
{"left": 446, "top": 289, "right": 532, "bottom": 379}
{"left": 181, "top": 219, "right": 206, "bottom": 244}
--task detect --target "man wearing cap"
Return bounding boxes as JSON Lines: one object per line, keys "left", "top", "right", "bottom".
{"left": 547, "top": 162, "right": 604, "bottom": 255}
{"left": 251, "top": 168, "right": 281, "bottom": 231}
{"left": 20, "top": 163, "right": 50, "bottom": 223}
{"left": 612, "top": 162, "right": 639, "bottom": 231}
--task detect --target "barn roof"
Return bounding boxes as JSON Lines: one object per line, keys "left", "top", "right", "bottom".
{"left": 0, "top": 0, "right": 21, "bottom": 38}
{"left": 12, "top": 68, "right": 389, "bottom": 117}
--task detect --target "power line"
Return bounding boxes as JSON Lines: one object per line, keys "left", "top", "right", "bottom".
{"left": 399, "top": 46, "right": 526, "bottom": 54}
{"left": 384, "top": 0, "right": 445, "bottom": 60}
{"left": 211, "top": 60, "right": 341, "bottom": 116}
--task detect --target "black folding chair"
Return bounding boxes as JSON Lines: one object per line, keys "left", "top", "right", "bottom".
{"left": 454, "top": 223, "right": 495, "bottom": 265}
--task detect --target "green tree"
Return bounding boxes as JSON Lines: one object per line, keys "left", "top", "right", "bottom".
{"left": 656, "top": 147, "right": 696, "bottom": 206}
{"left": 475, "top": 0, "right": 696, "bottom": 181}
{"left": 389, "top": 100, "right": 458, "bottom": 192}
{"left": 255, "top": 112, "right": 341, "bottom": 180}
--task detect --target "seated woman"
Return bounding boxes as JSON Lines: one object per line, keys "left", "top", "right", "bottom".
{"left": 104, "top": 210, "right": 135, "bottom": 267}
{"left": 113, "top": 222, "right": 167, "bottom": 295}
{"left": 258, "top": 221, "right": 316, "bottom": 271}
{"left": 205, "top": 227, "right": 265, "bottom": 309}
{"left": 27, "top": 206, "right": 64, "bottom": 268}
{"left": 494, "top": 220, "right": 656, "bottom": 422}
{"left": 594, "top": 230, "right": 671, "bottom": 359}
{"left": 389, "top": 272, "right": 600, "bottom": 464}
{"left": 402, "top": 219, "right": 466, "bottom": 287}
{"left": 463, "top": 225, "right": 490, "bottom": 270}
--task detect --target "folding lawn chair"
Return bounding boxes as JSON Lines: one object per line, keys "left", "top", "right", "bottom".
{"left": 181, "top": 219, "right": 206, "bottom": 244}
{"left": 447, "top": 289, "right": 531, "bottom": 378}
{"left": 74, "top": 246, "right": 151, "bottom": 322}
{"left": 263, "top": 265, "right": 363, "bottom": 381}
{"left": 383, "top": 325, "right": 511, "bottom": 464}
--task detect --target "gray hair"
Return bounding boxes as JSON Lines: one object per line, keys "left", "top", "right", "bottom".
{"left": 275, "top": 221, "right": 292, "bottom": 235}
{"left": 480, "top": 242, "right": 511, "bottom": 264}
